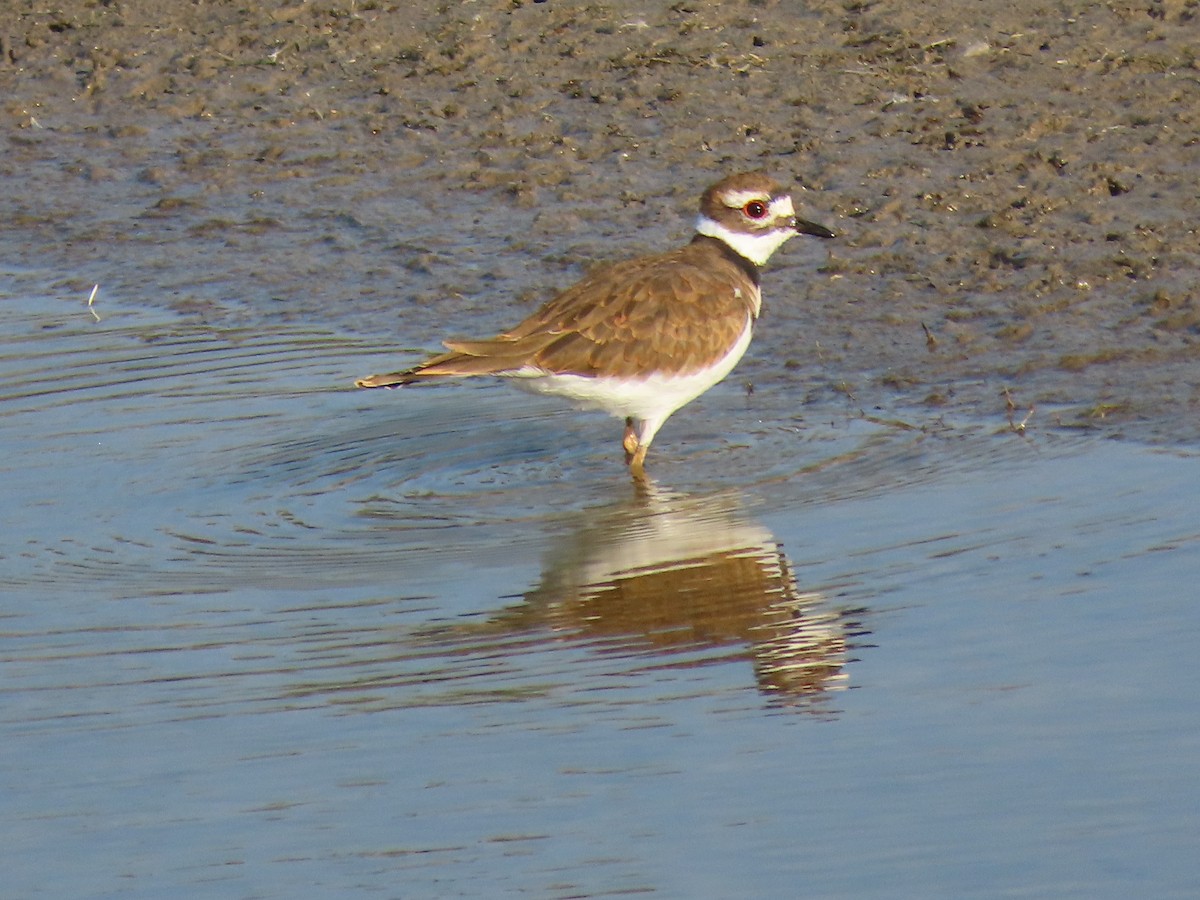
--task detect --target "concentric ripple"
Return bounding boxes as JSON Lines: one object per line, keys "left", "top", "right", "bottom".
{"left": 2, "top": 270, "right": 1178, "bottom": 720}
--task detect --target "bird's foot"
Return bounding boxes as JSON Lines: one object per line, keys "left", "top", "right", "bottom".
{"left": 628, "top": 455, "right": 648, "bottom": 482}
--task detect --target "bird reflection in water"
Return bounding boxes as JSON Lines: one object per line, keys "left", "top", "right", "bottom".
{"left": 423, "top": 483, "right": 868, "bottom": 711}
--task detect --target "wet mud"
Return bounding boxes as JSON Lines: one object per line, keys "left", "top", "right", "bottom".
{"left": 2, "top": 0, "right": 1198, "bottom": 440}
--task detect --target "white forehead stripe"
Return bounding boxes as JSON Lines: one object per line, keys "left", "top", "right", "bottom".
{"left": 722, "top": 189, "right": 774, "bottom": 208}
{"left": 770, "top": 196, "right": 795, "bottom": 218}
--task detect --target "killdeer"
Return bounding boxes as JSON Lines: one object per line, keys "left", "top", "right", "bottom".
{"left": 356, "top": 171, "right": 834, "bottom": 478}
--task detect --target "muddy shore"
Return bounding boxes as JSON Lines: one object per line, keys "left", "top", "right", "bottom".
{"left": 2, "top": 0, "right": 1197, "bottom": 439}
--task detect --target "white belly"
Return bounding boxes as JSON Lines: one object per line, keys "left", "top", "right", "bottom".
{"left": 506, "top": 320, "right": 754, "bottom": 423}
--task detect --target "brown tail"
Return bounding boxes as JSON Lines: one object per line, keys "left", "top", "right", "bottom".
{"left": 354, "top": 370, "right": 418, "bottom": 388}
{"left": 355, "top": 341, "right": 540, "bottom": 389}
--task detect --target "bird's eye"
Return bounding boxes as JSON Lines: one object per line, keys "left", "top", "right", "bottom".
{"left": 743, "top": 200, "right": 768, "bottom": 219}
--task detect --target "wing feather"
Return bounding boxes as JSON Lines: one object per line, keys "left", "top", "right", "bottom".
{"left": 355, "top": 242, "right": 760, "bottom": 387}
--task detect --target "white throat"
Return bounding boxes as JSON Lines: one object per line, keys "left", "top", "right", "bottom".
{"left": 695, "top": 215, "right": 795, "bottom": 266}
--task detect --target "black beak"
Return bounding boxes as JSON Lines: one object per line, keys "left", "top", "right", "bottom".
{"left": 796, "top": 217, "right": 836, "bottom": 239}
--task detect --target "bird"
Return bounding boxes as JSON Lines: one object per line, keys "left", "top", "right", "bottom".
{"left": 356, "top": 171, "right": 834, "bottom": 479}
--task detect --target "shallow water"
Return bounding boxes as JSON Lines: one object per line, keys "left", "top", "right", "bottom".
{"left": 3, "top": 268, "right": 1199, "bottom": 898}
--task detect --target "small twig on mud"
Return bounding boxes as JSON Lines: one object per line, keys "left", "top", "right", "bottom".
{"left": 1001, "top": 387, "right": 1034, "bottom": 435}
{"left": 921, "top": 321, "right": 938, "bottom": 352}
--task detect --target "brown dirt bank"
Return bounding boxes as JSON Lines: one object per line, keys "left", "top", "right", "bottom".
{"left": 2, "top": 0, "right": 1198, "bottom": 440}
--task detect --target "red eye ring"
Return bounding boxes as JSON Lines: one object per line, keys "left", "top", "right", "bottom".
{"left": 743, "top": 200, "right": 768, "bottom": 219}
